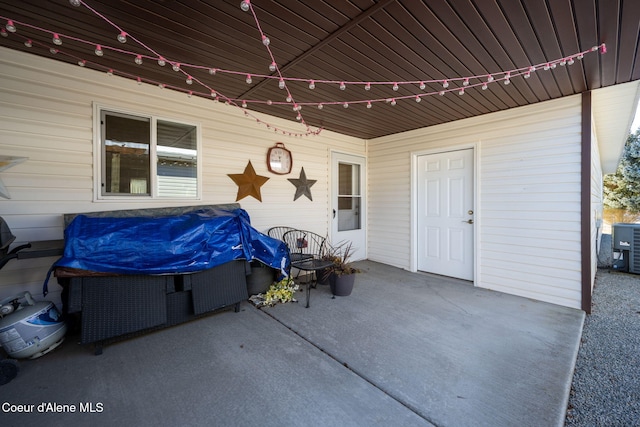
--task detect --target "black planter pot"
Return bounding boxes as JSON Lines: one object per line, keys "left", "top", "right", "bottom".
{"left": 329, "top": 273, "right": 355, "bottom": 296}
{"left": 246, "top": 262, "right": 275, "bottom": 295}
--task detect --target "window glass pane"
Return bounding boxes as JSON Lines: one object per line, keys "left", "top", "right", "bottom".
{"left": 338, "top": 196, "right": 361, "bottom": 231}
{"left": 338, "top": 163, "right": 352, "bottom": 209}
{"left": 157, "top": 120, "right": 198, "bottom": 197}
{"left": 337, "top": 163, "right": 361, "bottom": 231}
{"left": 103, "top": 114, "right": 150, "bottom": 195}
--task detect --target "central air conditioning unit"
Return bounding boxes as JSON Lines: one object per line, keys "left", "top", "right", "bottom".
{"left": 612, "top": 223, "right": 640, "bottom": 274}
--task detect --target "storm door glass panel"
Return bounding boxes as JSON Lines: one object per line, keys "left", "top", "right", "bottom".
{"left": 103, "top": 113, "right": 150, "bottom": 196}
{"left": 157, "top": 120, "right": 198, "bottom": 197}
{"left": 338, "top": 162, "right": 361, "bottom": 232}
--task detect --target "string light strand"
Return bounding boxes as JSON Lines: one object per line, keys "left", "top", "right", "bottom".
{"left": 0, "top": 6, "right": 607, "bottom": 135}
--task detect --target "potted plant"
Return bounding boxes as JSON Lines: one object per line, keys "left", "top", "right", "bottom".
{"left": 322, "top": 241, "right": 360, "bottom": 296}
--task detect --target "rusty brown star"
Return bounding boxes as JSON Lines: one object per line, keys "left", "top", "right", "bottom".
{"left": 228, "top": 161, "right": 269, "bottom": 202}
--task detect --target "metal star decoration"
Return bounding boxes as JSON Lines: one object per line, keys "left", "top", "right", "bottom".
{"left": 288, "top": 167, "right": 317, "bottom": 201}
{"left": 228, "top": 161, "right": 269, "bottom": 202}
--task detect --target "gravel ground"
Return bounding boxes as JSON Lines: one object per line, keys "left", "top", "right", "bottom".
{"left": 565, "top": 268, "right": 640, "bottom": 426}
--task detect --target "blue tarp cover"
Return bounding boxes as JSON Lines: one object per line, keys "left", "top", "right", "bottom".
{"left": 54, "top": 208, "right": 290, "bottom": 276}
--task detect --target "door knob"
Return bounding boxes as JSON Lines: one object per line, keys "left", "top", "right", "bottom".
{"left": 462, "top": 219, "right": 474, "bottom": 224}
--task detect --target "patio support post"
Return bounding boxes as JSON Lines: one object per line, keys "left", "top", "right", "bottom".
{"left": 581, "top": 91, "right": 592, "bottom": 314}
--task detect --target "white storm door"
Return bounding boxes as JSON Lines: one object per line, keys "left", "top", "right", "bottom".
{"left": 417, "top": 149, "right": 474, "bottom": 280}
{"left": 331, "top": 152, "right": 366, "bottom": 261}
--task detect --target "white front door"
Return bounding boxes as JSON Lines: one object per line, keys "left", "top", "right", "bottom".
{"left": 331, "top": 152, "right": 366, "bottom": 261}
{"left": 417, "top": 149, "right": 474, "bottom": 280}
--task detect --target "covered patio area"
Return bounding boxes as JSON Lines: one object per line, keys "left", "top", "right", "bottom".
{"left": 2, "top": 261, "right": 584, "bottom": 426}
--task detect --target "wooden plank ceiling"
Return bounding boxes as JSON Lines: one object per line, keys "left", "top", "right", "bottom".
{"left": 0, "top": 0, "right": 638, "bottom": 139}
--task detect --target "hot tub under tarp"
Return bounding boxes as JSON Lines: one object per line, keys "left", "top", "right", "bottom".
{"left": 54, "top": 204, "right": 289, "bottom": 354}
{"left": 56, "top": 207, "right": 289, "bottom": 276}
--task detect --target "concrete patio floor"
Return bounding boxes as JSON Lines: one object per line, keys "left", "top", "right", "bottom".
{"left": 1, "top": 261, "right": 584, "bottom": 427}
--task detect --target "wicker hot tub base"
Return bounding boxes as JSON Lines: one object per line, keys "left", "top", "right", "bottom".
{"left": 57, "top": 260, "right": 249, "bottom": 355}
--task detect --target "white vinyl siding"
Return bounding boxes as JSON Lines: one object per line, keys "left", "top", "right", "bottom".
{"left": 368, "top": 96, "right": 584, "bottom": 309}
{"left": 0, "top": 48, "right": 364, "bottom": 305}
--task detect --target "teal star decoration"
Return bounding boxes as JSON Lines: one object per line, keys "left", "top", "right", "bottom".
{"left": 288, "top": 167, "right": 317, "bottom": 201}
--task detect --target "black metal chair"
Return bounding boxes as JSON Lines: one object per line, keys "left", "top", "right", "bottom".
{"left": 282, "top": 230, "right": 334, "bottom": 308}
{"left": 266, "top": 226, "right": 297, "bottom": 243}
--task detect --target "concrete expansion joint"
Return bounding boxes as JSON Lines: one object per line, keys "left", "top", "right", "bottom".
{"left": 255, "top": 305, "right": 440, "bottom": 426}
